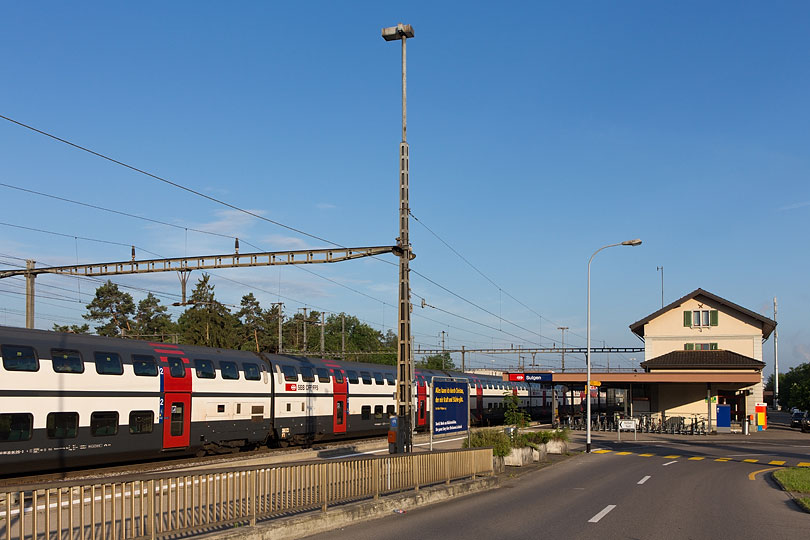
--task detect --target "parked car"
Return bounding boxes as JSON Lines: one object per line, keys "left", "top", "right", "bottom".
{"left": 801, "top": 412, "right": 810, "bottom": 433}
{"left": 791, "top": 410, "right": 805, "bottom": 428}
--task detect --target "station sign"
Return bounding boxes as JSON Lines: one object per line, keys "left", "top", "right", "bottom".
{"left": 508, "top": 373, "right": 553, "bottom": 383}
{"left": 432, "top": 379, "right": 469, "bottom": 435}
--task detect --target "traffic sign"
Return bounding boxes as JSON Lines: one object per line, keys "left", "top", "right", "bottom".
{"left": 589, "top": 380, "right": 601, "bottom": 387}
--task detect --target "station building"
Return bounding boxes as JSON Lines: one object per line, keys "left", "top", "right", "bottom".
{"left": 549, "top": 288, "right": 775, "bottom": 426}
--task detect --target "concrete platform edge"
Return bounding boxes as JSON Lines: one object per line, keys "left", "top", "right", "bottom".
{"left": 199, "top": 475, "right": 499, "bottom": 540}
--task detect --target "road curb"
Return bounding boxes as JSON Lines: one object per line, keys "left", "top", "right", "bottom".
{"left": 199, "top": 475, "right": 499, "bottom": 540}
{"left": 771, "top": 472, "right": 810, "bottom": 513}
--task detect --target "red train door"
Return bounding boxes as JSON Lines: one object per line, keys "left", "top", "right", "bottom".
{"left": 476, "top": 381, "right": 483, "bottom": 421}
{"left": 153, "top": 343, "right": 191, "bottom": 450}
{"left": 331, "top": 368, "right": 347, "bottom": 434}
{"left": 416, "top": 378, "right": 427, "bottom": 427}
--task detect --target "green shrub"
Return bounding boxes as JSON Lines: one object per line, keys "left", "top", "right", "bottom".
{"left": 523, "top": 430, "right": 552, "bottom": 445}
{"left": 463, "top": 429, "right": 512, "bottom": 457}
{"left": 550, "top": 428, "right": 570, "bottom": 442}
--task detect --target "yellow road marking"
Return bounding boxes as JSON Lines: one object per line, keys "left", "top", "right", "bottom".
{"left": 768, "top": 460, "right": 786, "bottom": 466}
{"left": 749, "top": 467, "right": 780, "bottom": 481}
{"left": 715, "top": 458, "right": 731, "bottom": 462}
{"left": 639, "top": 453, "right": 654, "bottom": 457}
{"left": 663, "top": 455, "right": 680, "bottom": 459}
{"left": 798, "top": 462, "right": 810, "bottom": 467}
{"left": 593, "top": 449, "right": 612, "bottom": 454}
{"left": 616, "top": 452, "right": 633, "bottom": 455}
{"left": 688, "top": 457, "right": 704, "bottom": 461}
{"left": 743, "top": 459, "right": 759, "bottom": 463}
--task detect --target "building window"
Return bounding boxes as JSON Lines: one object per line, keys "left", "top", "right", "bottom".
{"left": 685, "top": 343, "right": 718, "bottom": 351}
{"left": 685, "top": 309, "right": 718, "bottom": 328}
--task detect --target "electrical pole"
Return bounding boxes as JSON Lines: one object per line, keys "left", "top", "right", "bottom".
{"left": 341, "top": 313, "right": 346, "bottom": 361}
{"left": 383, "top": 22, "right": 415, "bottom": 453}
{"left": 657, "top": 266, "right": 664, "bottom": 308}
{"left": 461, "top": 345, "right": 466, "bottom": 372}
{"left": 299, "top": 307, "right": 308, "bottom": 353}
{"left": 558, "top": 327, "right": 568, "bottom": 372}
{"left": 320, "top": 311, "right": 325, "bottom": 357}
{"left": 440, "top": 330, "right": 446, "bottom": 369}
{"left": 774, "top": 297, "right": 779, "bottom": 410}
{"left": 25, "top": 260, "right": 35, "bottom": 329}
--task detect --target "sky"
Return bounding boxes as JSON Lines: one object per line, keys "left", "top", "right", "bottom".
{"left": 0, "top": 2, "right": 807, "bottom": 375}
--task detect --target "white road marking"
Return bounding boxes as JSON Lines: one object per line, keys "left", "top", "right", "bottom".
{"left": 588, "top": 505, "right": 617, "bottom": 523}
{"left": 663, "top": 460, "right": 678, "bottom": 466}
{"left": 637, "top": 475, "right": 651, "bottom": 484}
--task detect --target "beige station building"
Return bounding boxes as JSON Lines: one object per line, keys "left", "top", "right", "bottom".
{"left": 551, "top": 288, "right": 776, "bottom": 427}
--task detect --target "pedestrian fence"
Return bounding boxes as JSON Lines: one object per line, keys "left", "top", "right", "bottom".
{"left": 1, "top": 447, "right": 493, "bottom": 540}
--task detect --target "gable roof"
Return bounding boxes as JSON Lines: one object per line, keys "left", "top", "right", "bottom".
{"left": 640, "top": 350, "right": 766, "bottom": 371}
{"left": 629, "top": 288, "right": 776, "bottom": 341}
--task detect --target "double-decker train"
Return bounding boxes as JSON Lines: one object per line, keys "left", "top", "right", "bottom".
{"left": 0, "top": 326, "right": 552, "bottom": 475}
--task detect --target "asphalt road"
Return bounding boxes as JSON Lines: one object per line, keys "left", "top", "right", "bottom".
{"left": 306, "top": 412, "right": 810, "bottom": 540}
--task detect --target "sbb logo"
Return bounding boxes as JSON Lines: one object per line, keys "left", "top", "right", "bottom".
{"left": 286, "top": 383, "right": 297, "bottom": 391}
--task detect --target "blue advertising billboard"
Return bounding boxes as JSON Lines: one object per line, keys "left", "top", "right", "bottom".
{"left": 432, "top": 379, "right": 469, "bottom": 435}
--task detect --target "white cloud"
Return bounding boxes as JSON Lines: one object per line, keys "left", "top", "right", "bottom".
{"left": 316, "top": 203, "right": 337, "bottom": 210}
{"left": 778, "top": 201, "right": 810, "bottom": 211}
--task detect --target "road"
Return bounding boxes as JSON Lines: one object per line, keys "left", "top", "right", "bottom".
{"left": 307, "top": 412, "right": 810, "bottom": 540}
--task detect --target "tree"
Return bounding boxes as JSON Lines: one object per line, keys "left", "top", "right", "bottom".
{"left": 133, "top": 293, "right": 175, "bottom": 338}
{"left": 236, "top": 293, "right": 279, "bottom": 352}
{"left": 52, "top": 323, "right": 90, "bottom": 334}
{"left": 83, "top": 280, "right": 135, "bottom": 337}
{"left": 503, "top": 391, "right": 529, "bottom": 428}
{"left": 417, "top": 352, "right": 456, "bottom": 370}
{"left": 177, "top": 274, "right": 240, "bottom": 348}
{"left": 780, "top": 363, "right": 810, "bottom": 412}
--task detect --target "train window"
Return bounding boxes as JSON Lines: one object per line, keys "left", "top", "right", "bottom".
{"left": 1, "top": 344, "right": 39, "bottom": 372}
{"left": 374, "top": 405, "right": 383, "bottom": 419}
{"left": 132, "top": 355, "right": 158, "bottom": 376}
{"left": 346, "top": 370, "right": 359, "bottom": 384}
{"left": 129, "top": 411, "right": 154, "bottom": 434}
{"left": 300, "top": 367, "right": 315, "bottom": 383}
{"left": 336, "top": 401, "right": 344, "bottom": 425}
{"left": 286, "top": 403, "right": 291, "bottom": 412}
{"left": 282, "top": 365, "right": 298, "bottom": 382}
{"left": 47, "top": 412, "right": 79, "bottom": 439}
{"left": 243, "top": 363, "right": 261, "bottom": 381}
{"left": 220, "top": 361, "right": 239, "bottom": 380}
{"left": 51, "top": 349, "right": 84, "bottom": 373}
{"left": 332, "top": 370, "right": 344, "bottom": 383}
{"left": 373, "top": 372, "right": 384, "bottom": 385}
{"left": 360, "top": 371, "right": 372, "bottom": 384}
{"left": 361, "top": 405, "right": 371, "bottom": 420}
{"left": 167, "top": 356, "right": 186, "bottom": 378}
{"left": 316, "top": 368, "right": 330, "bottom": 383}
{"left": 0, "top": 413, "right": 33, "bottom": 442}
{"left": 385, "top": 373, "right": 395, "bottom": 386}
{"left": 236, "top": 404, "right": 242, "bottom": 414}
{"left": 419, "top": 400, "right": 425, "bottom": 420}
{"left": 95, "top": 352, "right": 123, "bottom": 375}
{"left": 217, "top": 404, "right": 225, "bottom": 413}
{"left": 90, "top": 411, "right": 119, "bottom": 437}
{"left": 195, "top": 359, "right": 216, "bottom": 379}
{"left": 170, "top": 403, "right": 184, "bottom": 436}
{"left": 386, "top": 405, "right": 395, "bottom": 416}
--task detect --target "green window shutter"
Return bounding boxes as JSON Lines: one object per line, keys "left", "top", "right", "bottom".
{"left": 710, "top": 343, "right": 718, "bottom": 350}
{"left": 710, "top": 310, "right": 718, "bottom": 326}
{"left": 684, "top": 311, "right": 692, "bottom": 327}
{"left": 685, "top": 343, "right": 694, "bottom": 351}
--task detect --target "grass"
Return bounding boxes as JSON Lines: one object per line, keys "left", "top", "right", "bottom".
{"left": 774, "top": 467, "right": 810, "bottom": 493}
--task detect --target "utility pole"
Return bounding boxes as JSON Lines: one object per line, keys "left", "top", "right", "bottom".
{"left": 657, "top": 266, "right": 664, "bottom": 308}
{"left": 25, "top": 260, "right": 35, "bottom": 329}
{"left": 774, "top": 297, "right": 779, "bottom": 410}
{"left": 341, "top": 313, "right": 346, "bottom": 361}
{"left": 299, "top": 307, "right": 308, "bottom": 353}
{"left": 320, "top": 311, "right": 325, "bottom": 357}
{"left": 440, "top": 330, "right": 446, "bottom": 369}
{"left": 383, "top": 22, "right": 415, "bottom": 453}
{"left": 461, "top": 345, "right": 466, "bottom": 372}
{"left": 275, "top": 303, "right": 283, "bottom": 354}
{"left": 558, "top": 327, "right": 568, "bottom": 372}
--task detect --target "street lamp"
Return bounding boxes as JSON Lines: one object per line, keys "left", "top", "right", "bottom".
{"left": 586, "top": 238, "right": 641, "bottom": 453}
{"left": 382, "top": 23, "right": 415, "bottom": 453}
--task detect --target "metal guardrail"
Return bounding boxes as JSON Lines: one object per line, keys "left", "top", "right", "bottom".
{"left": 1, "top": 448, "right": 493, "bottom": 540}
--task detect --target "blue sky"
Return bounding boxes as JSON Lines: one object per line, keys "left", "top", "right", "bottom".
{"left": 0, "top": 2, "right": 807, "bottom": 374}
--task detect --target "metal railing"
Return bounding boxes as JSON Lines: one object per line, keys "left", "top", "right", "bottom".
{"left": 1, "top": 447, "right": 493, "bottom": 540}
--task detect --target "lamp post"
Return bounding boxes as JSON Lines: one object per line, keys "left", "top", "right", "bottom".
{"left": 382, "top": 22, "right": 415, "bottom": 453}
{"left": 586, "top": 239, "right": 641, "bottom": 453}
